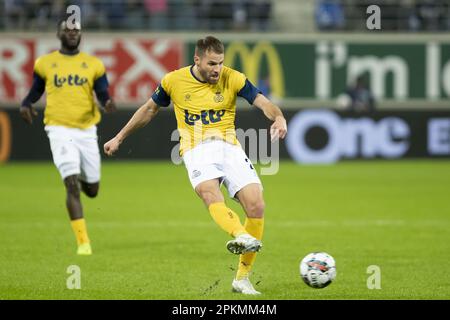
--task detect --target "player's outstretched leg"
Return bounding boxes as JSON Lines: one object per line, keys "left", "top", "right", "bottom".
{"left": 207, "top": 201, "right": 261, "bottom": 255}
{"left": 64, "top": 175, "right": 92, "bottom": 255}
{"left": 196, "top": 179, "right": 259, "bottom": 254}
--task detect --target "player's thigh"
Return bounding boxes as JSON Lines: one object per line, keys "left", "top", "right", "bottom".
{"left": 46, "top": 126, "right": 81, "bottom": 179}
{"left": 77, "top": 129, "right": 101, "bottom": 184}
{"left": 235, "top": 183, "right": 265, "bottom": 218}
{"left": 222, "top": 144, "right": 262, "bottom": 200}
{"left": 183, "top": 141, "right": 225, "bottom": 195}
{"left": 194, "top": 179, "right": 225, "bottom": 207}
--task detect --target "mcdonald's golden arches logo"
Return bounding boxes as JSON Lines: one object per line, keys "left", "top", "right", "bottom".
{"left": 224, "top": 41, "right": 285, "bottom": 99}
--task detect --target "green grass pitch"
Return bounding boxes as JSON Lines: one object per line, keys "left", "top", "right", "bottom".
{"left": 1, "top": 161, "right": 449, "bottom": 299}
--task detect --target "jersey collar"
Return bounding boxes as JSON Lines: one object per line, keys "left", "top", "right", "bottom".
{"left": 58, "top": 49, "right": 80, "bottom": 56}
{"left": 190, "top": 65, "right": 207, "bottom": 84}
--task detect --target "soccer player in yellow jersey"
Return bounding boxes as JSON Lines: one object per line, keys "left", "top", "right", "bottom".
{"left": 104, "top": 36, "right": 287, "bottom": 294}
{"left": 20, "top": 20, "right": 116, "bottom": 255}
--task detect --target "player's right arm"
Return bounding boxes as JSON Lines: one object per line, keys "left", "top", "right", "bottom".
{"left": 104, "top": 75, "right": 172, "bottom": 156}
{"left": 20, "top": 60, "right": 46, "bottom": 124}
{"left": 104, "top": 98, "right": 160, "bottom": 156}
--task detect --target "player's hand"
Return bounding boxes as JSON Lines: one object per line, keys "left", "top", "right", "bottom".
{"left": 20, "top": 105, "right": 38, "bottom": 124}
{"left": 270, "top": 116, "right": 287, "bottom": 142}
{"left": 104, "top": 99, "right": 117, "bottom": 113}
{"left": 104, "top": 136, "right": 121, "bottom": 156}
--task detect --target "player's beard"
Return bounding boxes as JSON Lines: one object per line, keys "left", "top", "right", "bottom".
{"left": 199, "top": 67, "right": 219, "bottom": 84}
{"left": 61, "top": 35, "right": 81, "bottom": 51}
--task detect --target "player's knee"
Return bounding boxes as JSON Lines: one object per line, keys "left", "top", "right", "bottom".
{"left": 201, "top": 192, "right": 221, "bottom": 207}
{"left": 83, "top": 183, "right": 99, "bottom": 198}
{"left": 64, "top": 176, "right": 80, "bottom": 198}
{"left": 245, "top": 200, "right": 265, "bottom": 218}
{"left": 84, "top": 188, "right": 98, "bottom": 198}
{"left": 196, "top": 186, "right": 223, "bottom": 207}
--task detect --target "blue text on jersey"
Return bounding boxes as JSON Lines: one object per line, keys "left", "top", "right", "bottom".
{"left": 54, "top": 74, "right": 88, "bottom": 87}
{"left": 184, "top": 109, "right": 226, "bottom": 125}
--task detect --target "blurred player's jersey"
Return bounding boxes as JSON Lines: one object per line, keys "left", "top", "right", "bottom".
{"left": 152, "top": 65, "right": 260, "bottom": 155}
{"left": 34, "top": 51, "right": 106, "bottom": 128}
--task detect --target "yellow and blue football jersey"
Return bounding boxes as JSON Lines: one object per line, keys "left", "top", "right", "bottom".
{"left": 152, "top": 65, "right": 260, "bottom": 155}
{"left": 31, "top": 51, "right": 108, "bottom": 128}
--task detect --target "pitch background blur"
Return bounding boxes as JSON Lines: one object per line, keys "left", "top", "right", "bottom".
{"left": 1, "top": 0, "right": 449, "bottom": 300}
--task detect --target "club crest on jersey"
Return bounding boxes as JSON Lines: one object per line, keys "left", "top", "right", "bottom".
{"left": 214, "top": 91, "right": 224, "bottom": 103}
{"left": 54, "top": 74, "right": 88, "bottom": 87}
{"left": 184, "top": 109, "right": 225, "bottom": 125}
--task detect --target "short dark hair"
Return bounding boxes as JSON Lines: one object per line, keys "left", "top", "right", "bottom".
{"left": 195, "top": 36, "right": 224, "bottom": 57}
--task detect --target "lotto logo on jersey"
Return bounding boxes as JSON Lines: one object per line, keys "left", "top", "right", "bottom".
{"left": 184, "top": 109, "right": 225, "bottom": 125}
{"left": 54, "top": 74, "right": 88, "bottom": 87}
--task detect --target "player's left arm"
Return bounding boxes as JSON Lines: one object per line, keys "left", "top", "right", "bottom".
{"left": 237, "top": 75, "right": 287, "bottom": 141}
{"left": 93, "top": 74, "right": 116, "bottom": 113}
{"left": 20, "top": 72, "right": 45, "bottom": 124}
{"left": 93, "top": 60, "right": 116, "bottom": 113}
{"left": 253, "top": 93, "right": 287, "bottom": 141}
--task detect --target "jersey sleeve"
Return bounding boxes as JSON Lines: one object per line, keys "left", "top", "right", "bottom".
{"left": 151, "top": 74, "right": 172, "bottom": 107}
{"left": 22, "top": 57, "right": 46, "bottom": 107}
{"left": 91, "top": 58, "right": 110, "bottom": 106}
{"left": 230, "top": 69, "right": 261, "bottom": 105}
{"left": 33, "top": 57, "right": 46, "bottom": 80}
{"left": 22, "top": 72, "right": 46, "bottom": 107}
{"left": 94, "top": 58, "right": 107, "bottom": 80}
{"left": 237, "top": 78, "right": 261, "bottom": 105}
{"left": 232, "top": 70, "right": 246, "bottom": 93}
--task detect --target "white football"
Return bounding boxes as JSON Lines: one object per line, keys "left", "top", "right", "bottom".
{"left": 300, "top": 252, "right": 336, "bottom": 288}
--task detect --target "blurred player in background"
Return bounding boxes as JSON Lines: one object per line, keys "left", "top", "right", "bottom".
{"left": 20, "top": 19, "right": 116, "bottom": 255}
{"left": 104, "top": 36, "right": 286, "bottom": 295}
